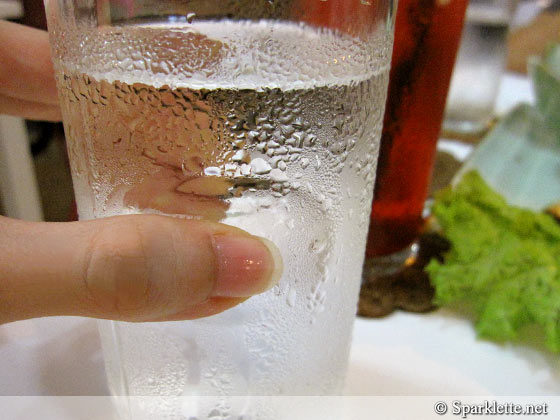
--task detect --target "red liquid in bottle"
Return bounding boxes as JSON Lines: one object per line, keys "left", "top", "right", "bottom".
{"left": 366, "top": 0, "right": 468, "bottom": 257}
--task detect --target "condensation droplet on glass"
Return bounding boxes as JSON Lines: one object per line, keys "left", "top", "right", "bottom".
{"left": 287, "top": 288, "right": 297, "bottom": 307}
{"left": 267, "top": 140, "right": 280, "bottom": 149}
{"left": 205, "top": 166, "right": 222, "bottom": 176}
{"left": 224, "top": 163, "right": 237, "bottom": 174}
{"left": 286, "top": 218, "right": 295, "bottom": 229}
{"left": 240, "top": 163, "right": 252, "bottom": 176}
{"left": 250, "top": 157, "right": 272, "bottom": 174}
{"left": 315, "top": 155, "right": 321, "bottom": 170}
{"left": 270, "top": 168, "right": 288, "bottom": 183}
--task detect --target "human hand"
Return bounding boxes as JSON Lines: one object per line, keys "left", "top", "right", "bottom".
{"left": 0, "top": 215, "right": 281, "bottom": 324}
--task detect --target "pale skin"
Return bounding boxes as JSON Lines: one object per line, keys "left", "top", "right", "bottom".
{"left": 0, "top": 20, "right": 282, "bottom": 325}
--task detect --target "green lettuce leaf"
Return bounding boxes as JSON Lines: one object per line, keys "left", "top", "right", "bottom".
{"left": 426, "top": 171, "right": 560, "bottom": 352}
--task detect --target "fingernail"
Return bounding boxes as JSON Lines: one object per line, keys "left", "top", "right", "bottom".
{"left": 211, "top": 234, "right": 283, "bottom": 297}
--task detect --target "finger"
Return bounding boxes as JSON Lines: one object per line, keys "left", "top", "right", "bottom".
{"left": 0, "top": 94, "right": 62, "bottom": 121}
{"left": 152, "top": 297, "right": 250, "bottom": 322}
{"left": 0, "top": 215, "right": 282, "bottom": 324}
{"left": 0, "top": 21, "right": 60, "bottom": 107}
{"left": 123, "top": 168, "right": 230, "bottom": 221}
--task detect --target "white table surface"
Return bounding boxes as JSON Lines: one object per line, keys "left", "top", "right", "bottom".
{"left": 1, "top": 311, "right": 558, "bottom": 397}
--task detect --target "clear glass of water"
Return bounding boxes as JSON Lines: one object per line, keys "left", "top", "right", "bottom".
{"left": 443, "top": 0, "right": 519, "bottom": 137}
{"left": 44, "top": 0, "right": 395, "bottom": 417}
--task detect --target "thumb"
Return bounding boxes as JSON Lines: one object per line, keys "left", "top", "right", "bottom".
{"left": 0, "top": 215, "right": 282, "bottom": 324}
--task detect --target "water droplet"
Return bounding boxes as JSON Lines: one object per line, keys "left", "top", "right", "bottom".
{"left": 304, "top": 134, "right": 317, "bottom": 147}
{"left": 275, "top": 146, "right": 288, "bottom": 155}
{"left": 232, "top": 149, "right": 250, "bottom": 163}
{"left": 250, "top": 158, "right": 272, "bottom": 174}
{"left": 204, "top": 166, "right": 222, "bottom": 176}
{"left": 267, "top": 140, "right": 280, "bottom": 149}
{"left": 240, "top": 163, "right": 252, "bottom": 176}
{"left": 315, "top": 155, "right": 321, "bottom": 170}
{"left": 224, "top": 163, "right": 237, "bottom": 174}
{"left": 287, "top": 288, "right": 297, "bottom": 307}
{"left": 270, "top": 168, "right": 289, "bottom": 183}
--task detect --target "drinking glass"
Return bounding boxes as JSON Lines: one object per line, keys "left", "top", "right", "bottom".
{"left": 443, "top": 0, "right": 519, "bottom": 138}
{"left": 364, "top": 0, "right": 468, "bottom": 275}
{"left": 43, "top": 0, "right": 396, "bottom": 417}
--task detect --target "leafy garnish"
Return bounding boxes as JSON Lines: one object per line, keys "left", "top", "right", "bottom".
{"left": 426, "top": 171, "right": 560, "bottom": 352}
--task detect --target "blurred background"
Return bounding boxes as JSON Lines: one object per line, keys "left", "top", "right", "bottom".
{"left": 0, "top": 0, "right": 559, "bottom": 223}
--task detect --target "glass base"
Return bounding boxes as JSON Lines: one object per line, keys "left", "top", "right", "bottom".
{"left": 362, "top": 243, "right": 418, "bottom": 279}
{"left": 359, "top": 232, "right": 452, "bottom": 318}
{"left": 441, "top": 117, "right": 497, "bottom": 143}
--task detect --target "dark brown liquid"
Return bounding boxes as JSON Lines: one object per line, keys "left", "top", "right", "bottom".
{"left": 366, "top": 0, "right": 468, "bottom": 257}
